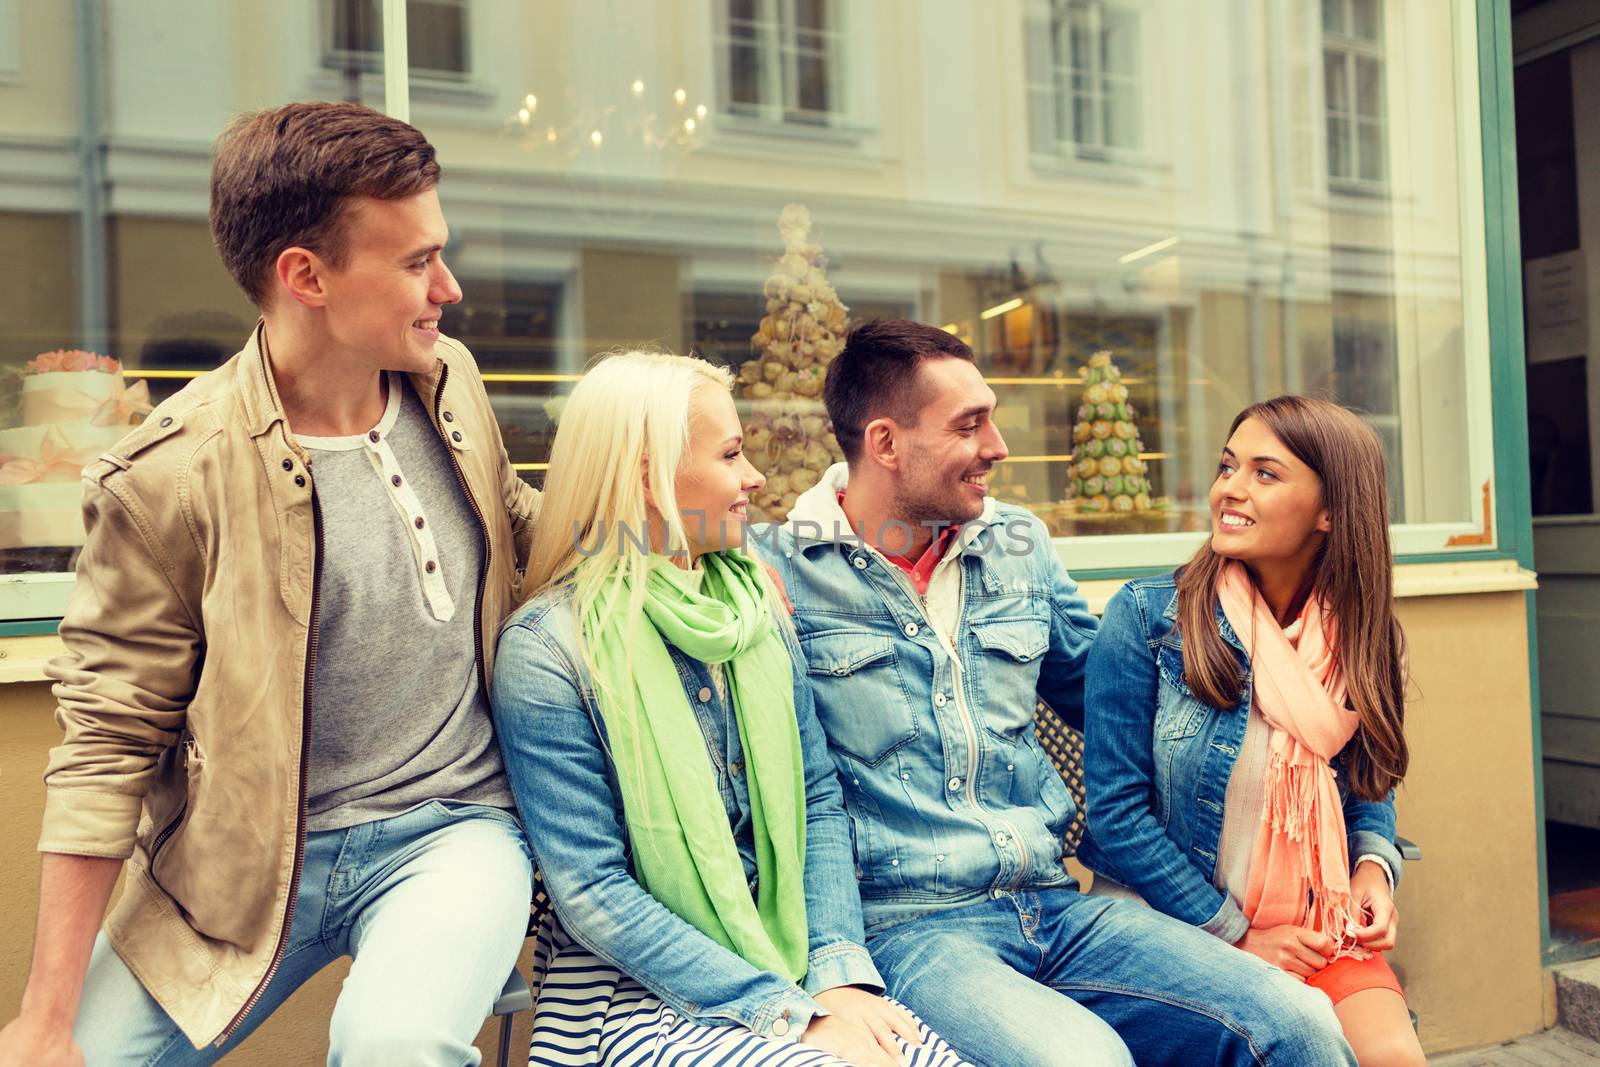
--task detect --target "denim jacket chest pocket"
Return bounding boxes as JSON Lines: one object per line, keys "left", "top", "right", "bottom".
{"left": 799, "top": 631, "right": 918, "bottom": 765}
{"left": 967, "top": 613, "right": 1050, "bottom": 743}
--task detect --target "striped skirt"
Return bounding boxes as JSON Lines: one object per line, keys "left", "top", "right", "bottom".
{"left": 527, "top": 924, "right": 975, "bottom": 1067}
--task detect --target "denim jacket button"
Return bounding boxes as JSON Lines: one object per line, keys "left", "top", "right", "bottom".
{"left": 934, "top": 692, "right": 947, "bottom": 707}
{"left": 904, "top": 622, "right": 919, "bottom": 637}
{"left": 852, "top": 556, "right": 867, "bottom": 570}
{"left": 947, "top": 776, "right": 962, "bottom": 791}
{"left": 995, "top": 831, "right": 1010, "bottom": 846}
{"left": 696, "top": 686, "right": 712, "bottom": 702}
{"left": 771, "top": 1018, "right": 790, "bottom": 1037}
{"left": 900, "top": 771, "right": 911, "bottom": 781}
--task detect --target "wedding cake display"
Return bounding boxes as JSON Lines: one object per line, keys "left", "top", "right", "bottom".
{"left": 0, "top": 350, "right": 152, "bottom": 549}
{"left": 734, "top": 204, "right": 850, "bottom": 522}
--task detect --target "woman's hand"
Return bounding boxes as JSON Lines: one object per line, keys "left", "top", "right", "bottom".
{"left": 1234, "top": 925, "right": 1334, "bottom": 979}
{"left": 801, "top": 986, "right": 922, "bottom": 1066}
{"left": 1350, "top": 861, "right": 1399, "bottom": 951}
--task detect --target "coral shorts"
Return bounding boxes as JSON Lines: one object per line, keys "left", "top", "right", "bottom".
{"left": 1306, "top": 951, "right": 1405, "bottom": 1005}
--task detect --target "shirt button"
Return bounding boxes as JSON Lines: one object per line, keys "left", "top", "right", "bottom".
{"left": 697, "top": 686, "right": 712, "bottom": 702}
{"left": 414, "top": 516, "right": 425, "bottom": 529}
{"left": 904, "top": 622, "right": 919, "bottom": 637}
{"left": 933, "top": 693, "right": 947, "bottom": 707}
{"left": 852, "top": 557, "right": 867, "bottom": 570}
{"left": 368, "top": 430, "right": 379, "bottom": 443}
{"left": 947, "top": 777, "right": 962, "bottom": 792}
{"left": 442, "top": 410, "right": 454, "bottom": 422}
{"left": 425, "top": 561, "right": 437, "bottom": 574}
{"left": 392, "top": 474, "right": 402, "bottom": 487}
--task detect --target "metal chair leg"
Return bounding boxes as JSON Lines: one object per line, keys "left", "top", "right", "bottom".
{"left": 498, "top": 1012, "right": 514, "bottom": 1066}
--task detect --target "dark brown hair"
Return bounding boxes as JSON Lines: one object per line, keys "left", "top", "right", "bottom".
{"left": 209, "top": 101, "right": 441, "bottom": 306}
{"left": 823, "top": 319, "right": 976, "bottom": 464}
{"left": 1176, "top": 395, "right": 1409, "bottom": 800}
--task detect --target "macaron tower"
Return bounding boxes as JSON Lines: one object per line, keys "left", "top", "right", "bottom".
{"left": 1065, "top": 351, "right": 1155, "bottom": 514}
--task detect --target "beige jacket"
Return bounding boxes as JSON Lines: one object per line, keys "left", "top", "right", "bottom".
{"left": 39, "top": 324, "right": 540, "bottom": 1048}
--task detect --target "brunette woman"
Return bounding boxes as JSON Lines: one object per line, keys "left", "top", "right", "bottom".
{"left": 1080, "top": 395, "right": 1424, "bottom": 1067}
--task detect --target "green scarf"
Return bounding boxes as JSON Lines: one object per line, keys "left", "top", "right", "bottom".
{"left": 582, "top": 551, "right": 808, "bottom": 981}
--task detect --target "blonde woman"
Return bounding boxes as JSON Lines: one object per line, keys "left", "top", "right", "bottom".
{"left": 490, "top": 351, "right": 972, "bottom": 1066}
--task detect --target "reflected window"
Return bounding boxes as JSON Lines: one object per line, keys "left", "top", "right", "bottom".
{"left": 716, "top": 0, "right": 843, "bottom": 126}
{"left": 1028, "top": 0, "right": 1142, "bottom": 160}
{"left": 1322, "top": 0, "right": 1386, "bottom": 188}
{"left": 324, "top": 0, "right": 470, "bottom": 82}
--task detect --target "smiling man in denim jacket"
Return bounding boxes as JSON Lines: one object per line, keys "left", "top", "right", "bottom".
{"left": 755, "top": 320, "right": 1356, "bottom": 1067}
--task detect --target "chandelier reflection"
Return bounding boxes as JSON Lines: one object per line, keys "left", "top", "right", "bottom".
{"left": 505, "top": 79, "right": 710, "bottom": 159}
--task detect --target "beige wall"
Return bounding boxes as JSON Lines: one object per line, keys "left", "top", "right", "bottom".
{"left": 1386, "top": 591, "right": 1545, "bottom": 1053}
{"left": 0, "top": 583, "right": 1544, "bottom": 1058}
{"left": 0, "top": 683, "right": 537, "bottom": 1063}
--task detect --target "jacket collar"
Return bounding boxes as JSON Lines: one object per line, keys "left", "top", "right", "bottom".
{"left": 1159, "top": 571, "right": 1246, "bottom": 653}
{"left": 238, "top": 319, "right": 449, "bottom": 441}
{"left": 785, "top": 462, "right": 1000, "bottom": 558}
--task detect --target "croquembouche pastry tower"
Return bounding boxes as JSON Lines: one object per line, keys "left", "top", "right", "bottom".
{"left": 1066, "top": 350, "right": 1156, "bottom": 514}
{"left": 735, "top": 204, "right": 850, "bottom": 522}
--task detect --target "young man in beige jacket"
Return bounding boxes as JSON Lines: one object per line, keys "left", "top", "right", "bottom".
{"left": 0, "top": 102, "right": 542, "bottom": 1066}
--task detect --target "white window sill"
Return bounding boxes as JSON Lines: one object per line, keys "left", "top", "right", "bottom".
{"left": 706, "top": 113, "right": 875, "bottom": 150}
{"left": 1072, "top": 557, "right": 1537, "bottom": 617}
{"left": 307, "top": 70, "right": 499, "bottom": 109}
{"left": 1028, "top": 150, "right": 1171, "bottom": 186}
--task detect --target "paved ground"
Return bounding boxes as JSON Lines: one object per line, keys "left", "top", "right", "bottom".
{"left": 1431, "top": 1028, "right": 1600, "bottom": 1064}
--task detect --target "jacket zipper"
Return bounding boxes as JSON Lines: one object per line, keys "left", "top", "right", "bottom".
{"left": 146, "top": 735, "right": 195, "bottom": 871}
{"left": 215, "top": 492, "right": 323, "bottom": 1047}
{"left": 876, "top": 551, "right": 1032, "bottom": 885}
{"left": 431, "top": 364, "right": 491, "bottom": 697}
{"left": 147, "top": 803, "right": 186, "bottom": 870}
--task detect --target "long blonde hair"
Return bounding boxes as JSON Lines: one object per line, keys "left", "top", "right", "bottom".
{"left": 521, "top": 350, "right": 785, "bottom": 703}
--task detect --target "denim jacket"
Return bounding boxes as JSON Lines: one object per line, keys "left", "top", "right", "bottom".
{"left": 755, "top": 466, "right": 1099, "bottom": 931}
{"left": 1077, "top": 572, "right": 1404, "bottom": 944}
{"left": 490, "top": 585, "right": 883, "bottom": 1040}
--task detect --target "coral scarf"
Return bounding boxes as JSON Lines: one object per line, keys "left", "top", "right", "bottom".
{"left": 1217, "top": 561, "right": 1367, "bottom": 957}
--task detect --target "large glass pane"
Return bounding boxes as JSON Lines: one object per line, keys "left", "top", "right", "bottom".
{"left": 0, "top": 2, "right": 355, "bottom": 597}
{"left": 1, "top": 0, "right": 1489, "bottom": 611}
{"left": 406, "top": 0, "right": 1480, "bottom": 552}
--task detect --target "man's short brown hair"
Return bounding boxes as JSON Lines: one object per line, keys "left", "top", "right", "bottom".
{"left": 823, "top": 319, "right": 977, "bottom": 465}
{"left": 209, "top": 101, "right": 441, "bottom": 306}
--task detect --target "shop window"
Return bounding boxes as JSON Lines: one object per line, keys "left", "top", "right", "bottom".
{"left": 0, "top": 0, "right": 1504, "bottom": 620}
{"left": 1322, "top": 0, "right": 1387, "bottom": 189}
{"left": 1026, "top": 0, "right": 1142, "bottom": 161}
{"left": 714, "top": 0, "right": 844, "bottom": 127}
{"left": 323, "top": 0, "right": 470, "bottom": 83}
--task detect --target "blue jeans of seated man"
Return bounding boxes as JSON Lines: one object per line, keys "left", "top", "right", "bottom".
{"left": 865, "top": 888, "right": 1356, "bottom": 1067}
{"left": 74, "top": 801, "right": 533, "bottom": 1067}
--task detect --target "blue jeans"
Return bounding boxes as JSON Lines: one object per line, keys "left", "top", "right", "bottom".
{"left": 865, "top": 888, "right": 1355, "bottom": 1067}
{"left": 74, "top": 801, "right": 533, "bottom": 1067}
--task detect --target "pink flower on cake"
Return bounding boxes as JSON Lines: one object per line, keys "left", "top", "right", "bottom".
{"left": 25, "top": 350, "right": 122, "bottom": 375}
